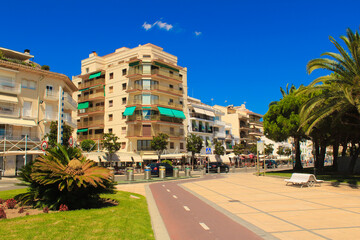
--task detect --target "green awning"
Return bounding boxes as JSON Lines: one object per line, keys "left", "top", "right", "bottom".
{"left": 142, "top": 107, "right": 152, "bottom": 109}
{"left": 129, "top": 61, "right": 140, "bottom": 67}
{"left": 123, "top": 106, "right": 136, "bottom": 116}
{"left": 89, "top": 72, "right": 101, "bottom": 79}
{"left": 158, "top": 107, "right": 174, "bottom": 117}
{"left": 154, "top": 61, "right": 179, "bottom": 72}
{"left": 77, "top": 128, "right": 88, "bottom": 133}
{"left": 79, "top": 88, "right": 89, "bottom": 92}
{"left": 78, "top": 102, "right": 89, "bottom": 110}
{"left": 171, "top": 109, "right": 186, "bottom": 119}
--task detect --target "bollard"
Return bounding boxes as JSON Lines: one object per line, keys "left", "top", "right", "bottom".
{"left": 126, "top": 167, "right": 134, "bottom": 181}
{"left": 185, "top": 166, "right": 191, "bottom": 177}
{"left": 173, "top": 166, "right": 179, "bottom": 178}
{"left": 159, "top": 166, "right": 166, "bottom": 179}
{"left": 232, "top": 165, "right": 236, "bottom": 173}
{"left": 144, "top": 166, "right": 151, "bottom": 180}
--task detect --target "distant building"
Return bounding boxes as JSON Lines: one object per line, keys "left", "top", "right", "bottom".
{"left": 0, "top": 47, "right": 77, "bottom": 175}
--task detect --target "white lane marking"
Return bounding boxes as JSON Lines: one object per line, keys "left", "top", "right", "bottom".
{"left": 199, "top": 222, "right": 210, "bottom": 230}
{"left": 173, "top": 195, "right": 178, "bottom": 199}
{"left": 183, "top": 206, "right": 190, "bottom": 211}
{"left": 162, "top": 185, "right": 165, "bottom": 187}
{"left": 166, "top": 189, "right": 171, "bottom": 192}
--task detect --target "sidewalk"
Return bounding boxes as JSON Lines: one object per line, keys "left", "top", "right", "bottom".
{"left": 182, "top": 173, "right": 360, "bottom": 240}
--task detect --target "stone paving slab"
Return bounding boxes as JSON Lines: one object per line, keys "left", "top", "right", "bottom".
{"left": 182, "top": 173, "right": 360, "bottom": 240}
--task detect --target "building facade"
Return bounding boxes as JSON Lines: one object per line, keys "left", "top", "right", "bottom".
{"left": 73, "top": 44, "right": 188, "bottom": 160}
{"left": 0, "top": 47, "right": 77, "bottom": 175}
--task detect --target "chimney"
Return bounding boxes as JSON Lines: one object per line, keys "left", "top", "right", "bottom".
{"left": 24, "top": 49, "right": 30, "bottom": 55}
{"left": 92, "top": 51, "right": 98, "bottom": 56}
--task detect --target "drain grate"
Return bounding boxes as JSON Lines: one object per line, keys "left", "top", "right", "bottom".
{"left": 228, "top": 199, "right": 240, "bottom": 202}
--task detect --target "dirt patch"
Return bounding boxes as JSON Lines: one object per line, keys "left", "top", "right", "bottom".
{"left": 1, "top": 205, "right": 52, "bottom": 219}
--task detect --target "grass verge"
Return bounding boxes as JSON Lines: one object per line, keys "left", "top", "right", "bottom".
{"left": 266, "top": 167, "right": 360, "bottom": 186}
{"left": 117, "top": 175, "right": 200, "bottom": 184}
{"left": 0, "top": 189, "right": 154, "bottom": 240}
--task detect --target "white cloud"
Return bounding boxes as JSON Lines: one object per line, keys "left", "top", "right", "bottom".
{"left": 142, "top": 20, "right": 173, "bottom": 31}
{"left": 195, "top": 31, "right": 202, "bottom": 36}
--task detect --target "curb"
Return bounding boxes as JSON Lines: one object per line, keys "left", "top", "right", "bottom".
{"left": 145, "top": 184, "right": 171, "bottom": 240}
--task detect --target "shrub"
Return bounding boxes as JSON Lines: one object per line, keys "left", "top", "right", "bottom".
{"left": 0, "top": 208, "right": 6, "bottom": 219}
{"left": 41, "top": 65, "right": 50, "bottom": 71}
{"left": 43, "top": 206, "right": 49, "bottom": 213}
{"left": 18, "top": 207, "right": 25, "bottom": 213}
{"left": 0, "top": 198, "right": 4, "bottom": 204}
{"left": 162, "top": 160, "right": 173, "bottom": 166}
{"left": 59, "top": 204, "right": 68, "bottom": 211}
{"left": 6, "top": 199, "right": 17, "bottom": 209}
{"left": 80, "top": 139, "right": 96, "bottom": 152}
{"left": 15, "top": 145, "right": 115, "bottom": 210}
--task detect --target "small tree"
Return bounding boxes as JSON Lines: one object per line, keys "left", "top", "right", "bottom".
{"left": 233, "top": 143, "right": 245, "bottom": 156}
{"left": 43, "top": 121, "right": 73, "bottom": 148}
{"left": 249, "top": 144, "right": 257, "bottom": 154}
{"left": 186, "top": 134, "right": 203, "bottom": 166}
{"left": 284, "top": 148, "right": 292, "bottom": 157}
{"left": 264, "top": 143, "right": 274, "bottom": 156}
{"left": 213, "top": 139, "right": 225, "bottom": 157}
{"left": 277, "top": 146, "right": 285, "bottom": 158}
{"left": 102, "top": 133, "right": 121, "bottom": 167}
{"left": 81, "top": 139, "right": 96, "bottom": 152}
{"left": 151, "top": 133, "right": 169, "bottom": 162}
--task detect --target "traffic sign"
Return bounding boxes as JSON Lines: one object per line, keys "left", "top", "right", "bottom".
{"left": 68, "top": 136, "right": 73, "bottom": 147}
{"left": 257, "top": 141, "right": 264, "bottom": 154}
{"left": 206, "top": 148, "right": 212, "bottom": 154}
{"left": 41, "top": 141, "right": 48, "bottom": 151}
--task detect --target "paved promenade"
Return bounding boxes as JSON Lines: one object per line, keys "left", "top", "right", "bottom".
{"left": 182, "top": 173, "right": 360, "bottom": 240}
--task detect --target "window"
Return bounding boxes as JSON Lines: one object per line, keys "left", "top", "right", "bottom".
{"left": 109, "top": 72, "right": 114, "bottom": 79}
{"left": 180, "top": 142, "right": 184, "bottom": 150}
{"left": 122, "top": 83, "right": 127, "bottom": 90}
{"left": 121, "top": 127, "right": 126, "bottom": 134}
{"left": 169, "top": 84, "right": 173, "bottom": 89}
{"left": 23, "top": 101, "right": 32, "bottom": 117}
{"left": 21, "top": 80, "right": 36, "bottom": 90}
{"left": 122, "top": 97, "right": 126, "bottom": 105}
{"left": 169, "top": 99, "right": 174, "bottom": 104}
{"left": 170, "top": 127, "right": 174, "bottom": 134}
{"left": 108, "top": 128, "right": 113, "bottom": 133}
{"left": 179, "top": 100, "right": 183, "bottom": 105}
{"left": 46, "top": 85, "right": 54, "bottom": 97}
{"left": 121, "top": 142, "right": 126, "bottom": 149}
{"left": 109, "top": 86, "right": 113, "bottom": 93}
{"left": 109, "top": 100, "right": 113, "bottom": 107}
{"left": 143, "top": 55, "right": 151, "bottom": 58}
{"left": 122, "top": 69, "right": 127, "bottom": 75}
{"left": 86, "top": 68, "right": 89, "bottom": 73}
{"left": 122, "top": 112, "right": 126, "bottom": 119}
{"left": 137, "top": 140, "right": 152, "bottom": 151}
{"left": 170, "top": 142, "right": 174, "bottom": 149}
{"left": 109, "top": 114, "right": 113, "bottom": 121}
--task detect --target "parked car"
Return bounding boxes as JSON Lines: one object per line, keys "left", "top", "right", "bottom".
{"left": 148, "top": 163, "right": 173, "bottom": 176}
{"left": 206, "top": 162, "right": 229, "bottom": 173}
{"left": 265, "top": 160, "right": 278, "bottom": 168}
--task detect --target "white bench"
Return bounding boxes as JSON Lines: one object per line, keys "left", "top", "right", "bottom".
{"left": 284, "top": 173, "right": 323, "bottom": 188}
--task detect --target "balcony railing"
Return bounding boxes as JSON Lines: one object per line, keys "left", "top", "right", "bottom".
{"left": 78, "top": 119, "right": 104, "bottom": 128}
{"left": 151, "top": 69, "right": 182, "bottom": 81}
{"left": 127, "top": 99, "right": 183, "bottom": 109}
{"left": 64, "top": 92, "right": 77, "bottom": 111}
{"left": 63, "top": 114, "right": 77, "bottom": 128}
{"left": 190, "top": 113, "right": 214, "bottom": 121}
{"left": 78, "top": 106, "right": 105, "bottom": 115}
{"left": 44, "top": 90, "right": 59, "bottom": 101}
{"left": 0, "top": 105, "right": 20, "bottom": 117}
{"left": 0, "top": 130, "right": 40, "bottom": 141}
{"left": 78, "top": 92, "right": 105, "bottom": 102}
{"left": 44, "top": 111, "right": 58, "bottom": 121}
{"left": 214, "top": 120, "right": 226, "bottom": 126}
{"left": 127, "top": 128, "right": 183, "bottom": 138}
{"left": 77, "top": 133, "right": 104, "bottom": 141}
{"left": 127, "top": 114, "right": 183, "bottom": 124}
{"left": 78, "top": 78, "right": 105, "bottom": 89}
{"left": 0, "top": 80, "right": 21, "bottom": 94}
{"left": 191, "top": 126, "right": 213, "bottom": 134}
{"left": 214, "top": 131, "right": 226, "bottom": 138}
{"left": 128, "top": 83, "right": 183, "bottom": 95}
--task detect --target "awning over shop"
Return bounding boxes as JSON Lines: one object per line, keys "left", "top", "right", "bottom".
{"left": 77, "top": 128, "right": 88, "bottom": 133}
{"left": 172, "top": 109, "right": 186, "bottom": 119}
{"left": 208, "top": 154, "right": 217, "bottom": 162}
{"left": 158, "top": 107, "right": 174, "bottom": 117}
{"left": 83, "top": 152, "right": 107, "bottom": 162}
{"left": 78, "top": 102, "right": 89, "bottom": 110}
{"left": 123, "top": 106, "right": 136, "bottom": 116}
{"left": 221, "top": 155, "right": 230, "bottom": 163}
{"left": 89, "top": 72, "right": 101, "bottom": 79}
{"left": 0, "top": 95, "right": 18, "bottom": 103}
{"left": 0, "top": 117, "right": 36, "bottom": 127}
{"left": 112, "top": 153, "right": 143, "bottom": 162}
{"left": 132, "top": 155, "right": 142, "bottom": 162}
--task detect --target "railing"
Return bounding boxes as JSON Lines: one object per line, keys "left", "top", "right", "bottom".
{"left": 128, "top": 68, "right": 143, "bottom": 76}
{"left": 64, "top": 92, "right": 77, "bottom": 110}
{"left": 78, "top": 119, "right": 104, "bottom": 128}
{"left": 214, "top": 120, "right": 226, "bottom": 126}
{"left": 128, "top": 83, "right": 183, "bottom": 95}
{"left": 0, "top": 105, "right": 20, "bottom": 117}
{"left": 0, "top": 80, "right": 21, "bottom": 94}
{"left": 78, "top": 78, "right": 105, "bottom": 89}
{"left": 190, "top": 113, "right": 214, "bottom": 121}
{"left": 0, "top": 130, "right": 40, "bottom": 141}
{"left": 78, "top": 92, "right": 105, "bottom": 102}
{"left": 191, "top": 126, "right": 213, "bottom": 134}
{"left": 127, "top": 114, "right": 183, "bottom": 124}
{"left": 78, "top": 105, "right": 105, "bottom": 115}
{"left": 127, "top": 128, "right": 183, "bottom": 138}
{"left": 151, "top": 69, "right": 182, "bottom": 81}
{"left": 44, "top": 90, "right": 59, "bottom": 101}
{"left": 63, "top": 113, "right": 77, "bottom": 127}
{"left": 214, "top": 131, "right": 226, "bottom": 138}
{"left": 44, "top": 111, "right": 58, "bottom": 121}
{"left": 127, "top": 99, "right": 183, "bottom": 109}
{"left": 77, "top": 133, "right": 104, "bottom": 141}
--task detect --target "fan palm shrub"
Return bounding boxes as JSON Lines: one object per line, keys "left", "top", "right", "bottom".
{"left": 16, "top": 145, "right": 115, "bottom": 210}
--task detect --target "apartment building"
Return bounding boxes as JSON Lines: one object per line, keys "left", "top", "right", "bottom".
{"left": 73, "top": 44, "right": 188, "bottom": 161}
{"left": 0, "top": 47, "right": 77, "bottom": 175}
{"left": 213, "top": 104, "right": 263, "bottom": 149}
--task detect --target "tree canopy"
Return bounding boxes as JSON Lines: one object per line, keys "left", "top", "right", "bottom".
{"left": 102, "top": 133, "right": 121, "bottom": 166}
{"left": 151, "top": 133, "right": 169, "bottom": 162}
{"left": 186, "top": 134, "right": 203, "bottom": 166}
{"left": 43, "top": 121, "right": 73, "bottom": 148}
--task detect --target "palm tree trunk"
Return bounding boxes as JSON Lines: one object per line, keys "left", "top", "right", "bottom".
{"left": 348, "top": 143, "right": 360, "bottom": 174}
{"left": 319, "top": 141, "right": 327, "bottom": 173}
{"left": 294, "top": 137, "right": 303, "bottom": 170}
{"left": 314, "top": 139, "right": 320, "bottom": 170}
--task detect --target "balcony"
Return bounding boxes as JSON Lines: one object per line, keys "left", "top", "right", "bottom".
{"left": 0, "top": 105, "right": 20, "bottom": 117}
{"left": 249, "top": 118, "right": 263, "bottom": 127}
{"left": 64, "top": 92, "right": 77, "bottom": 111}
{"left": 78, "top": 91, "right": 105, "bottom": 102}
{"left": 78, "top": 106, "right": 105, "bottom": 115}
{"left": 127, "top": 127, "right": 183, "bottom": 138}
{"left": 0, "top": 80, "right": 21, "bottom": 94}
{"left": 151, "top": 69, "right": 182, "bottom": 81}
{"left": 214, "top": 131, "right": 226, "bottom": 139}
{"left": 214, "top": 120, "right": 226, "bottom": 127}
{"left": 190, "top": 113, "right": 214, "bottom": 121}
{"left": 0, "top": 130, "right": 40, "bottom": 141}
{"left": 78, "top": 78, "right": 105, "bottom": 90}
{"left": 127, "top": 114, "right": 183, "bottom": 124}
{"left": 44, "top": 111, "right": 58, "bottom": 121}
{"left": 191, "top": 126, "right": 213, "bottom": 134}
{"left": 128, "top": 68, "right": 143, "bottom": 76}
{"left": 77, "top": 133, "right": 104, "bottom": 141}
{"left": 128, "top": 83, "right": 183, "bottom": 95}
{"left": 249, "top": 128, "right": 263, "bottom": 136}
{"left": 127, "top": 99, "right": 183, "bottom": 109}
{"left": 63, "top": 113, "right": 77, "bottom": 128}
{"left": 78, "top": 119, "right": 104, "bottom": 129}
{"left": 44, "top": 90, "right": 58, "bottom": 101}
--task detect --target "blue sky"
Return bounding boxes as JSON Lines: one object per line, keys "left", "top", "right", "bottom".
{"left": 2, "top": 0, "right": 360, "bottom": 114}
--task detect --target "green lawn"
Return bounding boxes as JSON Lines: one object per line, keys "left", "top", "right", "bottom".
{"left": 267, "top": 167, "right": 360, "bottom": 185}
{"left": 0, "top": 189, "right": 154, "bottom": 240}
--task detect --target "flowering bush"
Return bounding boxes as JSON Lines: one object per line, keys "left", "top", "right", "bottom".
{"left": 18, "top": 207, "right": 25, "bottom": 213}
{"left": 0, "top": 208, "right": 6, "bottom": 219}
{"left": 43, "top": 206, "right": 49, "bottom": 213}
{"left": 0, "top": 198, "right": 4, "bottom": 204}
{"left": 6, "top": 198, "right": 17, "bottom": 209}
{"left": 59, "top": 204, "right": 68, "bottom": 211}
